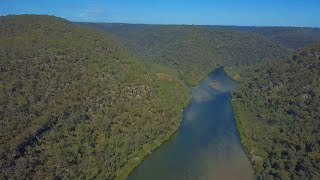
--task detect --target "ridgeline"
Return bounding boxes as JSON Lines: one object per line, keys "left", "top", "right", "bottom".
{"left": 229, "top": 45, "right": 320, "bottom": 179}
{"left": 0, "top": 15, "right": 190, "bottom": 179}
{"left": 79, "top": 23, "right": 291, "bottom": 86}
{"left": 1, "top": 15, "right": 320, "bottom": 179}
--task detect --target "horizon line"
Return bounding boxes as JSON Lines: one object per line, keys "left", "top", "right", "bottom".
{"left": 2, "top": 13, "right": 320, "bottom": 29}
{"left": 77, "top": 21, "right": 320, "bottom": 29}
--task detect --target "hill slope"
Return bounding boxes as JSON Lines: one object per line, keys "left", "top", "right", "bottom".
{"left": 0, "top": 15, "right": 190, "bottom": 179}
{"left": 79, "top": 23, "right": 291, "bottom": 86}
{"left": 229, "top": 45, "right": 320, "bottom": 179}
{"left": 221, "top": 26, "right": 320, "bottom": 50}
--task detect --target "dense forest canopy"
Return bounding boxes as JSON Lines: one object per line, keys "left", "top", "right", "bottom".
{"left": 85, "top": 25, "right": 320, "bottom": 179}
{"left": 79, "top": 23, "right": 291, "bottom": 86}
{"left": 222, "top": 26, "right": 320, "bottom": 50}
{"left": 89, "top": 22, "right": 320, "bottom": 179}
{"left": 0, "top": 15, "right": 190, "bottom": 179}
{"left": 228, "top": 45, "right": 320, "bottom": 179}
{"left": 1, "top": 14, "right": 320, "bottom": 180}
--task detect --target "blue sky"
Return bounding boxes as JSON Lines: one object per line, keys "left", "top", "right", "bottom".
{"left": 1, "top": 0, "right": 320, "bottom": 27}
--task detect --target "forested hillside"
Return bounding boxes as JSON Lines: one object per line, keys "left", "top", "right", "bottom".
{"left": 222, "top": 26, "right": 320, "bottom": 50}
{"left": 80, "top": 23, "right": 291, "bottom": 86}
{"left": 229, "top": 46, "right": 320, "bottom": 179}
{"left": 0, "top": 15, "right": 190, "bottom": 179}
{"left": 2, "top": 14, "right": 319, "bottom": 180}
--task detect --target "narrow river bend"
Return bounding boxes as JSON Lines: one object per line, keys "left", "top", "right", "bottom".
{"left": 129, "top": 67, "right": 254, "bottom": 180}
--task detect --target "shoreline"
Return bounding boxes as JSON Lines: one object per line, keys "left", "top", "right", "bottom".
{"left": 115, "top": 95, "right": 192, "bottom": 180}
{"left": 115, "top": 126, "right": 180, "bottom": 180}
{"left": 118, "top": 66, "right": 245, "bottom": 180}
{"left": 115, "top": 64, "right": 198, "bottom": 180}
{"left": 224, "top": 66, "right": 257, "bottom": 177}
{"left": 230, "top": 100, "right": 256, "bottom": 176}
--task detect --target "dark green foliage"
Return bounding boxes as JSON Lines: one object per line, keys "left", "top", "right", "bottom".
{"left": 0, "top": 15, "right": 190, "bottom": 179}
{"left": 245, "top": 27, "right": 320, "bottom": 50}
{"left": 79, "top": 23, "right": 291, "bottom": 86}
{"left": 80, "top": 23, "right": 320, "bottom": 179}
{"left": 2, "top": 14, "right": 319, "bottom": 180}
{"left": 217, "top": 26, "right": 320, "bottom": 50}
{"left": 230, "top": 45, "right": 320, "bottom": 179}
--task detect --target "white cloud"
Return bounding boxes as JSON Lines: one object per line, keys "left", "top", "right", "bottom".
{"left": 79, "top": 5, "right": 105, "bottom": 21}
{"left": 84, "top": 9, "right": 104, "bottom": 13}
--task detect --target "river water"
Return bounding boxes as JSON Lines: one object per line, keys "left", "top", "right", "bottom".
{"left": 128, "top": 67, "right": 254, "bottom": 180}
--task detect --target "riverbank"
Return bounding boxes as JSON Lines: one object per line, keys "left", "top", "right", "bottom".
{"left": 223, "top": 66, "right": 242, "bottom": 82}
{"left": 115, "top": 95, "right": 192, "bottom": 180}
{"left": 224, "top": 67, "right": 257, "bottom": 177}
{"left": 119, "top": 67, "right": 253, "bottom": 179}
{"left": 128, "top": 67, "right": 254, "bottom": 179}
{"left": 230, "top": 100, "right": 255, "bottom": 166}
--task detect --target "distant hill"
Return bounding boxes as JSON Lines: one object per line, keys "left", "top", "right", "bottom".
{"left": 2, "top": 15, "right": 319, "bottom": 179}
{"left": 77, "top": 20, "right": 320, "bottom": 180}
{"left": 0, "top": 15, "right": 190, "bottom": 179}
{"left": 79, "top": 23, "right": 291, "bottom": 86}
{"left": 228, "top": 45, "right": 320, "bottom": 179}
{"left": 216, "top": 26, "right": 320, "bottom": 50}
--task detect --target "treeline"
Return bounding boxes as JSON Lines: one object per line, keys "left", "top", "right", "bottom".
{"left": 0, "top": 15, "right": 190, "bottom": 179}
{"left": 80, "top": 23, "right": 291, "bottom": 86}
{"left": 229, "top": 45, "right": 320, "bottom": 179}
{"left": 227, "top": 26, "right": 320, "bottom": 50}
{"left": 80, "top": 22, "right": 320, "bottom": 179}
{"left": 208, "top": 26, "right": 320, "bottom": 50}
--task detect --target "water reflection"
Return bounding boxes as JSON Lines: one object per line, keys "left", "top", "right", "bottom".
{"left": 129, "top": 67, "right": 254, "bottom": 180}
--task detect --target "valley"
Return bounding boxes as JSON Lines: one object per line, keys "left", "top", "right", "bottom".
{"left": 128, "top": 67, "right": 254, "bottom": 180}
{"left": 1, "top": 14, "right": 320, "bottom": 180}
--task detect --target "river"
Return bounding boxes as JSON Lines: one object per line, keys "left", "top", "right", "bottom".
{"left": 128, "top": 67, "right": 254, "bottom": 180}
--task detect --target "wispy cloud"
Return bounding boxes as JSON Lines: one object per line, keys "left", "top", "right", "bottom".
{"left": 79, "top": 5, "right": 106, "bottom": 21}
{"left": 83, "top": 9, "right": 104, "bottom": 13}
